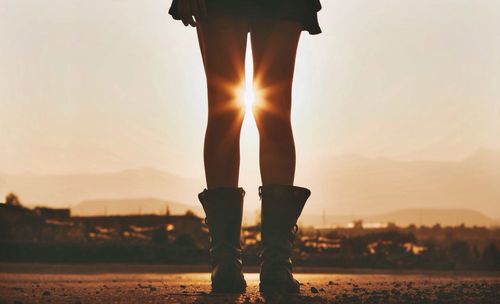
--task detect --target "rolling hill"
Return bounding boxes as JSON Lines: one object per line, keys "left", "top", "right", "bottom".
{"left": 0, "top": 167, "right": 203, "bottom": 208}
{"left": 301, "top": 149, "right": 500, "bottom": 218}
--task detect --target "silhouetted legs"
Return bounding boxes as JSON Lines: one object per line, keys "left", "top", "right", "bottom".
{"left": 197, "top": 16, "right": 248, "bottom": 189}
{"left": 251, "top": 19, "right": 302, "bottom": 186}
{"left": 197, "top": 16, "right": 307, "bottom": 294}
{"left": 197, "top": 16, "right": 301, "bottom": 188}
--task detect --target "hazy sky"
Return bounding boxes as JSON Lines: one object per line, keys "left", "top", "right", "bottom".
{"left": 1, "top": 0, "right": 500, "bottom": 181}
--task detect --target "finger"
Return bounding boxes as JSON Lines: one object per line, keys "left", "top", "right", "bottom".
{"left": 182, "top": 0, "right": 195, "bottom": 27}
{"left": 178, "top": 0, "right": 188, "bottom": 26}
{"left": 191, "top": 0, "right": 199, "bottom": 19}
{"left": 183, "top": 1, "right": 196, "bottom": 27}
{"left": 186, "top": 0, "right": 196, "bottom": 27}
{"left": 198, "top": 0, "right": 207, "bottom": 19}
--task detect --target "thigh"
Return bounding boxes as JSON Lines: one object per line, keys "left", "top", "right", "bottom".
{"left": 197, "top": 15, "right": 249, "bottom": 112}
{"left": 250, "top": 18, "right": 302, "bottom": 113}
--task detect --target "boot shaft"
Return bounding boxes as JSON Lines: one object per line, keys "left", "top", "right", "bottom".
{"left": 198, "top": 187, "right": 247, "bottom": 292}
{"left": 198, "top": 187, "right": 245, "bottom": 251}
{"left": 258, "top": 184, "right": 311, "bottom": 293}
{"left": 259, "top": 184, "right": 311, "bottom": 245}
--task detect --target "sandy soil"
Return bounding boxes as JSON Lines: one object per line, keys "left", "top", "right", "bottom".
{"left": 0, "top": 264, "right": 499, "bottom": 303}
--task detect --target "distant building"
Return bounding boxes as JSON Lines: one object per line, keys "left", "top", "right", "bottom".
{"left": 0, "top": 202, "right": 33, "bottom": 221}
{"left": 0, "top": 203, "right": 42, "bottom": 241}
{"left": 34, "top": 207, "right": 71, "bottom": 219}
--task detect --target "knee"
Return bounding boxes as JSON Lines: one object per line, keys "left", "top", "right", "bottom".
{"left": 253, "top": 103, "right": 291, "bottom": 139}
{"left": 206, "top": 80, "right": 246, "bottom": 131}
{"left": 207, "top": 102, "right": 245, "bottom": 135}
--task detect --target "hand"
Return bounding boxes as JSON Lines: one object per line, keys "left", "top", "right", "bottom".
{"left": 178, "top": 0, "right": 207, "bottom": 27}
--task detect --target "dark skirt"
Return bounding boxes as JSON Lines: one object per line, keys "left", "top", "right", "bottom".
{"left": 168, "top": 0, "right": 322, "bottom": 35}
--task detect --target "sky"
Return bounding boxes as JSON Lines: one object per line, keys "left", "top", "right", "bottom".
{"left": 1, "top": 0, "right": 500, "bottom": 183}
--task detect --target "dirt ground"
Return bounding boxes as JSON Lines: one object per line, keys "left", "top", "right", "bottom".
{"left": 0, "top": 264, "right": 499, "bottom": 304}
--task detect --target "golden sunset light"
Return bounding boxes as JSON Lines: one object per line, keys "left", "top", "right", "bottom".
{"left": 1, "top": 0, "right": 499, "bottom": 221}
{"left": 1, "top": 1, "right": 500, "bottom": 301}
{"left": 243, "top": 42, "right": 256, "bottom": 113}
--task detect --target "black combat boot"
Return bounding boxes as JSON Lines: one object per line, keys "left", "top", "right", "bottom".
{"left": 198, "top": 187, "right": 247, "bottom": 293}
{"left": 258, "top": 184, "right": 311, "bottom": 293}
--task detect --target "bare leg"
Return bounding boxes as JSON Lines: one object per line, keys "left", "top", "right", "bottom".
{"left": 250, "top": 19, "right": 302, "bottom": 186}
{"left": 197, "top": 16, "right": 248, "bottom": 189}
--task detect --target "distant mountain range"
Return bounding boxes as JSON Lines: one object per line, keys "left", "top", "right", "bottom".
{"left": 301, "top": 149, "right": 500, "bottom": 218}
{"left": 0, "top": 167, "right": 203, "bottom": 208}
{"left": 1, "top": 149, "right": 499, "bottom": 226}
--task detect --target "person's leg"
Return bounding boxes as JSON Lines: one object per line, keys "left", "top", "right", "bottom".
{"left": 250, "top": 18, "right": 302, "bottom": 186}
{"left": 250, "top": 18, "right": 311, "bottom": 294}
{"left": 197, "top": 15, "right": 248, "bottom": 189}
{"left": 196, "top": 15, "right": 249, "bottom": 293}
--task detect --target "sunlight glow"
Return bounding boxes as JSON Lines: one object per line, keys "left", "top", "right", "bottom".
{"left": 244, "top": 83, "right": 255, "bottom": 111}
{"left": 243, "top": 43, "right": 255, "bottom": 112}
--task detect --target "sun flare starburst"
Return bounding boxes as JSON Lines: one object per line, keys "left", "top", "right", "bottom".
{"left": 243, "top": 84, "right": 255, "bottom": 111}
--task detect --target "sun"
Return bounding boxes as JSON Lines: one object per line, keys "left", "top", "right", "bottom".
{"left": 236, "top": 72, "right": 255, "bottom": 113}
{"left": 243, "top": 80, "right": 255, "bottom": 111}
